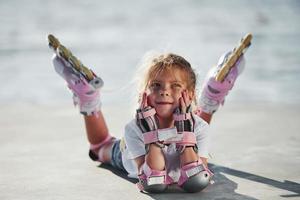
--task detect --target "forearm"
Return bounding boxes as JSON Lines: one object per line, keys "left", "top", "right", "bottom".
{"left": 134, "top": 155, "right": 145, "bottom": 172}
{"left": 200, "top": 157, "right": 208, "bottom": 168}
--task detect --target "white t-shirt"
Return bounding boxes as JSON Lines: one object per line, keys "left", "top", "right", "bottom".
{"left": 121, "top": 114, "right": 210, "bottom": 182}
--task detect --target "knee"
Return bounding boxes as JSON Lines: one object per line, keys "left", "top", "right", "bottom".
{"left": 88, "top": 149, "right": 99, "bottom": 161}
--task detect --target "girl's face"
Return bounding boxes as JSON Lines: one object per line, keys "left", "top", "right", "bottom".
{"left": 146, "top": 68, "right": 194, "bottom": 119}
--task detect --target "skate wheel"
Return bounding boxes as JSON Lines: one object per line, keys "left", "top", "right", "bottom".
{"left": 58, "top": 45, "right": 72, "bottom": 61}
{"left": 69, "top": 55, "right": 82, "bottom": 72}
{"left": 90, "top": 77, "right": 104, "bottom": 89}
{"left": 81, "top": 65, "right": 94, "bottom": 81}
{"left": 215, "top": 33, "right": 252, "bottom": 82}
{"left": 48, "top": 34, "right": 60, "bottom": 50}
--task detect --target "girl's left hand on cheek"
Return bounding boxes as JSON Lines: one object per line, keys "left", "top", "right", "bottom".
{"left": 179, "top": 90, "right": 192, "bottom": 113}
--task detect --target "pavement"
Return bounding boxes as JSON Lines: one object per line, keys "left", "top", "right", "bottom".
{"left": 0, "top": 103, "right": 299, "bottom": 200}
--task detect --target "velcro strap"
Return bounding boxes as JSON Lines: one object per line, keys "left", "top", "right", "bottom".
{"left": 143, "top": 127, "right": 178, "bottom": 144}
{"left": 185, "top": 165, "right": 205, "bottom": 178}
{"left": 173, "top": 113, "right": 192, "bottom": 121}
{"left": 178, "top": 132, "right": 197, "bottom": 144}
{"left": 148, "top": 176, "right": 165, "bottom": 185}
{"left": 137, "top": 108, "right": 156, "bottom": 119}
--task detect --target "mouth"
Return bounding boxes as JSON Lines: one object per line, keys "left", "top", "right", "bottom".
{"left": 155, "top": 101, "right": 173, "bottom": 105}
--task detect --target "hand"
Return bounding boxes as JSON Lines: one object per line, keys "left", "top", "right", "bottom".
{"left": 178, "top": 90, "right": 193, "bottom": 114}
{"left": 174, "top": 90, "right": 194, "bottom": 132}
{"left": 136, "top": 92, "right": 159, "bottom": 133}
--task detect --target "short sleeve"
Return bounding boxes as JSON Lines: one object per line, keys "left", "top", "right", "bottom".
{"left": 123, "top": 119, "right": 146, "bottom": 159}
{"left": 193, "top": 115, "right": 210, "bottom": 158}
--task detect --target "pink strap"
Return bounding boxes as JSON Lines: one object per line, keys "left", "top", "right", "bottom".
{"left": 143, "top": 130, "right": 196, "bottom": 145}
{"left": 173, "top": 113, "right": 192, "bottom": 121}
{"left": 143, "top": 127, "right": 178, "bottom": 144}
{"left": 143, "top": 131, "right": 159, "bottom": 144}
{"left": 176, "top": 132, "right": 196, "bottom": 145}
{"left": 137, "top": 108, "right": 156, "bottom": 119}
{"left": 89, "top": 135, "right": 113, "bottom": 150}
{"left": 136, "top": 162, "right": 174, "bottom": 191}
{"left": 178, "top": 159, "right": 206, "bottom": 186}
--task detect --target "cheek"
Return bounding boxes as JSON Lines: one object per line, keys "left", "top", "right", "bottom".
{"left": 173, "top": 91, "right": 182, "bottom": 101}
{"left": 147, "top": 94, "right": 155, "bottom": 106}
{"left": 171, "top": 94, "right": 181, "bottom": 107}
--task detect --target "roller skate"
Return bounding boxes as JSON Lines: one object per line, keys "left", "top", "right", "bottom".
{"left": 47, "top": 34, "right": 104, "bottom": 116}
{"left": 198, "top": 33, "right": 252, "bottom": 114}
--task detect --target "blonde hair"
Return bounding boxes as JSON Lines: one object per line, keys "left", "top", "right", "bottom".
{"left": 135, "top": 52, "right": 198, "bottom": 105}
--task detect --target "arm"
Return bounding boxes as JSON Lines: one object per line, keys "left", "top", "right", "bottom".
{"left": 200, "top": 157, "right": 208, "bottom": 168}
{"left": 134, "top": 155, "right": 145, "bottom": 172}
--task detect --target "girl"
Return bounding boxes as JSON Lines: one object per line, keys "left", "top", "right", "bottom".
{"left": 51, "top": 47, "right": 245, "bottom": 193}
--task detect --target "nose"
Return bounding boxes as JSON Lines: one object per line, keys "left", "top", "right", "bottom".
{"left": 159, "top": 85, "right": 170, "bottom": 96}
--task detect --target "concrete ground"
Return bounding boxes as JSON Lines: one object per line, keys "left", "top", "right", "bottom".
{"left": 0, "top": 103, "right": 299, "bottom": 200}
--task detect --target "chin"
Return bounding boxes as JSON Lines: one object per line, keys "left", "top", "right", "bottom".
{"left": 156, "top": 109, "right": 174, "bottom": 119}
{"left": 154, "top": 104, "right": 176, "bottom": 118}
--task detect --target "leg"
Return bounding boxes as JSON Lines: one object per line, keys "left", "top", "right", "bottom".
{"left": 50, "top": 43, "right": 114, "bottom": 164}
{"left": 85, "top": 111, "right": 114, "bottom": 164}
{"left": 198, "top": 112, "right": 212, "bottom": 124}
{"left": 197, "top": 51, "right": 245, "bottom": 117}
{"left": 84, "top": 111, "right": 109, "bottom": 145}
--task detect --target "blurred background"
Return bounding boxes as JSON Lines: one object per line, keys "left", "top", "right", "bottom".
{"left": 1, "top": 0, "right": 300, "bottom": 109}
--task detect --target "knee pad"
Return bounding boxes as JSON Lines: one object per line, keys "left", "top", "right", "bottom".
{"left": 88, "top": 135, "right": 115, "bottom": 162}
{"left": 137, "top": 162, "right": 172, "bottom": 193}
{"left": 178, "top": 160, "right": 212, "bottom": 193}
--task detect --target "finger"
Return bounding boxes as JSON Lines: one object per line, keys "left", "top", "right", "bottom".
{"left": 140, "top": 92, "right": 147, "bottom": 109}
{"left": 182, "top": 91, "right": 187, "bottom": 104}
{"left": 146, "top": 95, "right": 151, "bottom": 107}
{"left": 143, "top": 92, "right": 148, "bottom": 108}
{"left": 183, "top": 90, "right": 192, "bottom": 107}
{"left": 180, "top": 97, "right": 186, "bottom": 113}
{"left": 182, "top": 91, "right": 189, "bottom": 106}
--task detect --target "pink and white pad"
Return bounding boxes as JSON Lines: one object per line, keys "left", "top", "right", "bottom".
{"left": 172, "top": 112, "right": 197, "bottom": 152}
{"left": 89, "top": 135, "right": 115, "bottom": 162}
{"left": 177, "top": 159, "right": 213, "bottom": 192}
{"left": 137, "top": 162, "right": 173, "bottom": 193}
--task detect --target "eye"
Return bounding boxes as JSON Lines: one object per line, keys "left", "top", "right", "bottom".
{"left": 150, "top": 82, "right": 160, "bottom": 89}
{"left": 172, "top": 83, "right": 182, "bottom": 88}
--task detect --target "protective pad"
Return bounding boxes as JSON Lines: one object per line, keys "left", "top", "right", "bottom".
{"left": 178, "top": 160, "right": 211, "bottom": 193}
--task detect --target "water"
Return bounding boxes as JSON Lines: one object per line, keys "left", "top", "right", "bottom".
{"left": 0, "top": 0, "right": 300, "bottom": 106}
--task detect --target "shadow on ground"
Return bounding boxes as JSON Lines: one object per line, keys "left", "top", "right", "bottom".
{"left": 99, "top": 163, "right": 300, "bottom": 200}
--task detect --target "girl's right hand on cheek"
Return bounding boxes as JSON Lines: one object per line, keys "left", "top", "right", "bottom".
{"left": 136, "top": 92, "right": 159, "bottom": 133}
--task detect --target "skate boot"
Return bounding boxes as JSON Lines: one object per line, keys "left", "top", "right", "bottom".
{"left": 48, "top": 34, "right": 104, "bottom": 116}
{"left": 198, "top": 33, "right": 252, "bottom": 114}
